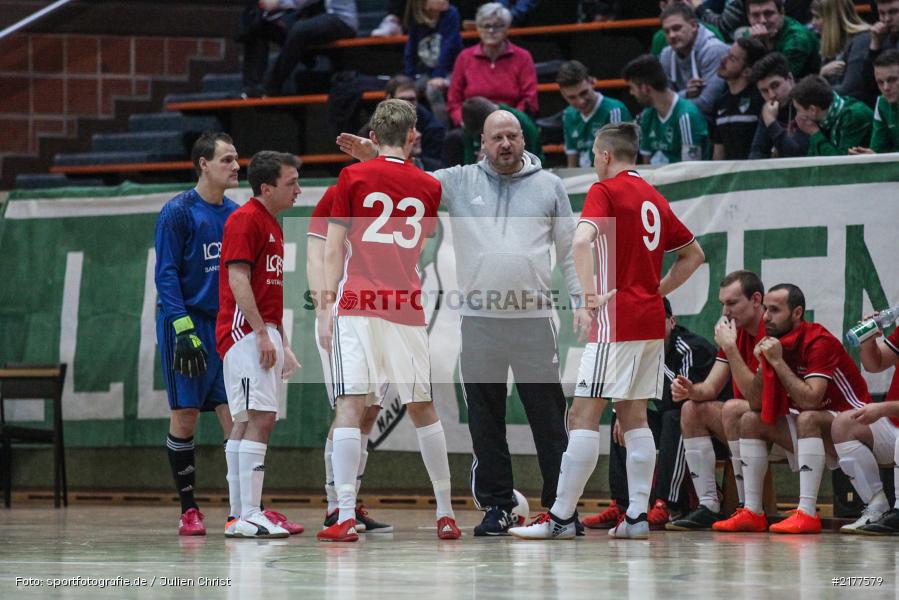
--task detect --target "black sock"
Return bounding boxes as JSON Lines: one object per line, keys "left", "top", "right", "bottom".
{"left": 166, "top": 434, "right": 198, "bottom": 514}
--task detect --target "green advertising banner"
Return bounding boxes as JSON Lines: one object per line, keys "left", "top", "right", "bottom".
{"left": 1, "top": 155, "right": 897, "bottom": 453}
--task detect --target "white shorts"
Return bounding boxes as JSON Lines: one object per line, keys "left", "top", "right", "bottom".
{"left": 223, "top": 325, "right": 285, "bottom": 422}
{"left": 574, "top": 339, "right": 664, "bottom": 401}
{"left": 331, "top": 315, "right": 431, "bottom": 404}
{"left": 780, "top": 411, "right": 840, "bottom": 472}
{"left": 316, "top": 317, "right": 386, "bottom": 409}
{"left": 868, "top": 416, "right": 899, "bottom": 465}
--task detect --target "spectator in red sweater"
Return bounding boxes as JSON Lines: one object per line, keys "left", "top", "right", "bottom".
{"left": 446, "top": 2, "right": 538, "bottom": 126}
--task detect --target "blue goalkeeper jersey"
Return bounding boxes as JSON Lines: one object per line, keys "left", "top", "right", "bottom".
{"left": 155, "top": 188, "right": 239, "bottom": 319}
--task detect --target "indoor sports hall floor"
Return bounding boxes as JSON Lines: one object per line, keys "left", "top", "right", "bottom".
{"left": 1, "top": 506, "right": 896, "bottom": 599}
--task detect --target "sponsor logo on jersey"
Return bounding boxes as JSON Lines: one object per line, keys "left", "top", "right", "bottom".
{"left": 203, "top": 242, "right": 222, "bottom": 260}
{"left": 471, "top": 195, "right": 485, "bottom": 206}
{"left": 266, "top": 254, "right": 283, "bottom": 277}
{"left": 269, "top": 233, "right": 277, "bottom": 243}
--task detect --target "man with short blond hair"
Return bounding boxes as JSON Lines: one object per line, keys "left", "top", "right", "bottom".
{"left": 320, "top": 99, "right": 460, "bottom": 542}
{"left": 510, "top": 121, "right": 705, "bottom": 540}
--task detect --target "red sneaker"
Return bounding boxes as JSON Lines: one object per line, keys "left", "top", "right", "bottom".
{"left": 712, "top": 507, "right": 768, "bottom": 532}
{"left": 178, "top": 508, "right": 206, "bottom": 536}
{"left": 264, "top": 509, "right": 304, "bottom": 535}
{"left": 647, "top": 499, "right": 670, "bottom": 530}
{"left": 769, "top": 509, "right": 821, "bottom": 534}
{"left": 437, "top": 516, "right": 461, "bottom": 540}
{"left": 316, "top": 518, "right": 359, "bottom": 542}
{"left": 581, "top": 500, "right": 623, "bottom": 529}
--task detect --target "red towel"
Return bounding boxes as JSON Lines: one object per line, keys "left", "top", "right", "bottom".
{"left": 760, "top": 322, "right": 806, "bottom": 425}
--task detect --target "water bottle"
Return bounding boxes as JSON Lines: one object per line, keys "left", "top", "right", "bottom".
{"left": 846, "top": 305, "right": 899, "bottom": 346}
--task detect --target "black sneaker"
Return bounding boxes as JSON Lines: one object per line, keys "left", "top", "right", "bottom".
{"left": 665, "top": 505, "right": 724, "bottom": 531}
{"left": 356, "top": 504, "right": 393, "bottom": 533}
{"left": 858, "top": 508, "right": 899, "bottom": 536}
{"left": 474, "top": 506, "right": 514, "bottom": 536}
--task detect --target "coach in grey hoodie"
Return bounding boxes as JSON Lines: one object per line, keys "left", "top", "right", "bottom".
{"left": 336, "top": 110, "right": 586, "bottom": 532}
{"left": 434, "top": 141, "right": 582, "bottom": 320}
{"left": 434, "top": 111, "right": 586, "bottom": 533}
{"left": 659, "top": 4, "right": 729, "bottom": 117}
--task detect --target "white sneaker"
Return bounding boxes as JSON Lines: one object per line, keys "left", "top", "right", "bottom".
{"left": 509, "top": 513, "right": 576, "bottom": 540}
{"left": 371, "top": 14, "right": 402, "bottom": 37}
{"left": 229, "top": 512, "right": 290, "bottom": 539}
{"left": 841, "top": 505, "right": 888, "bottom": 534}
{"left": 609, "top": 514, "right": 650, "bottom": 539}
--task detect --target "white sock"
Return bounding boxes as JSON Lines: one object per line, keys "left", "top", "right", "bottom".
{"left": 238, "top": 440, "right": 267, "bottom": 521}
{"left": 332, "top": 427, "right": 361, "bottom": 524}
{"left": 416, "top": 421, "right": 454, "bottom": 519}
{"left": 835, "top": 440, "right": 887, "bottom": 511}
{"left": 324, "top": 438, "right": 338, "bottom": 513}
{"left": 549, "top": 429, "right": 600, "bottom": 520}
{"left": 624, "top": 428, "right": 656, "bottom": 519}
{"left": 740, "top": 438, "right": 768, "bottom": 514}
{"left": 684, "top": 436, "right": 719, "bottom": 513}
{"left": 357, "top": 434, "right": 369, "bottom": 495}
{"left": 728, "top": 440, "right": 745, "bottom": 505}
{"left": 797, "top": 437, "right": 825, "bottom": 515}
{"left": 225, "top": 439, "right": 242, "bottom": 519}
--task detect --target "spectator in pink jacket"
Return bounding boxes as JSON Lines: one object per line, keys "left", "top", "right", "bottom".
{"left": 446, "top": 2, "right": 538, "bottom": 126}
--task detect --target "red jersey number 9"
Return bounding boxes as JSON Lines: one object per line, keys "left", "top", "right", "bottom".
{"left": 641, "top": 200, "right": 661, "bottom": 252}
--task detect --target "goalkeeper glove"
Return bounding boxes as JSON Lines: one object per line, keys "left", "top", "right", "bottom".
{"left": 173, "top": 316, "right": 208, "bottom": 377}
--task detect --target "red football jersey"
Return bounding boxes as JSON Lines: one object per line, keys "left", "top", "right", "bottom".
{"left": 715, "top": 318, "right": 765, "bottom": 400}
{"left": 216, "top": 198, "right": 284, "bottom": 357}
{"left": 781, "top": 322, "right": 870, "bottom": 413}
{"left": 580, "top": 170, "right": 694, "bottom": 342}
{"left": 308, "top": 186, "right": 335, "bottom": 240}
{"left": 884, "top": 328, "right": 899, "bottom": 425}
{"left": 329, "top": 155, "right": 440, "bottom": 326}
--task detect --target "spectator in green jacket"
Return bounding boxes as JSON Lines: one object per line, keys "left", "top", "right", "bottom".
{"left": 746, "top": 0, "right": 820, "bottom": 79}
{"left": 850, "top": 49, "right": 899, "bottom": 154}
{"left": 556, "top": 60, "right": 632, "bottom": 168}
{"left": 792, "top": 74, "right": 873, "bottom": 155}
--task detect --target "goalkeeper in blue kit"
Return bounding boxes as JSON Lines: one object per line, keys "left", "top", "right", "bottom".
{"left": 155, "top": 132, "right": 240, "bottom": 536}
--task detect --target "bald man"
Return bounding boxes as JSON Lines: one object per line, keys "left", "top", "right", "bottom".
{"left": 337, "top": 110, "right": 587, "bottom": 536}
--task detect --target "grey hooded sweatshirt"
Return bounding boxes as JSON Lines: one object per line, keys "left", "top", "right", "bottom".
{"left": 431, "top": 151, "right": 583, "bottom": 318}
{"left": 659, "top": 24, "right": 729, "bottom": 117}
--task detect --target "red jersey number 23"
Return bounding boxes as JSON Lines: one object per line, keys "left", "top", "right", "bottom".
{"left": 361, "top": 192, "right": 426, "bottom": 249}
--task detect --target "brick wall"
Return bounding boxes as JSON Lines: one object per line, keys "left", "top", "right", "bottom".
{"left": 0, "top": 33, "right": 225, "bottom": 158}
